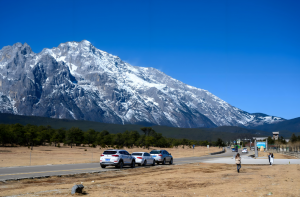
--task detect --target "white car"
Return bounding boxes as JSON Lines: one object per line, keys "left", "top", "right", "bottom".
{"left": 100, "top": 149, "right": 136, "bottom": 169}
{"left": 131, "top": 152, "right": 155, "bottom": 166}
{"left": 242, "top": 148, "right": 248, "bottom": 153}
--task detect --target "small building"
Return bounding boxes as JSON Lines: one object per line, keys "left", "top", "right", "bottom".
{"left": 272, "top": 131, "right": 279, "bottom": 140}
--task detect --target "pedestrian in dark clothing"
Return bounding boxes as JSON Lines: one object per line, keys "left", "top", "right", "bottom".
{"left": 235, "top": 153, "right": 241, "bottom": 173}
{"left": 268, "top": 153, "right": 271, "bottom": 165}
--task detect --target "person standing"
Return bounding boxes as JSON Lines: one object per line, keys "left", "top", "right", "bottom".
{"left": 268, "top": 153, "right": 271, "bottom": 165}
{"left": 235, "top": 153, "right": 241, "bottom": 173}
{"left": 270, "top": 153, "right": 274, "bottom": 166}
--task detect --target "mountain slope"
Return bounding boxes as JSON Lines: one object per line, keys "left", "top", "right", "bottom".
{"left": 0, "top": 40, "right": 284, "bottom": 128}
{"left": 248, "top": 117, "right": 300, "bottom": 133}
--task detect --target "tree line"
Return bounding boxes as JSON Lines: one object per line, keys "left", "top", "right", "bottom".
{"left": 267, "top": 134, "right": 300, "bottom": 145}
{"left": 0, "top": 124, "right": 226, "bottom": 149}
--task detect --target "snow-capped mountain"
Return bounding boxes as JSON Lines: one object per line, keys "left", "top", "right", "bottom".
{"left": 0, "top": 40, "right": 284, "bottom": 128}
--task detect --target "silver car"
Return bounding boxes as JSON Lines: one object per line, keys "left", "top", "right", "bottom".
{"left": 150, "top": 150, "right": 173, "bottom": 165}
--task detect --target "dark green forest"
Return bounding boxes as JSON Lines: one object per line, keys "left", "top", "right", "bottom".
{"left": 0, "top": 124, "right": 226, "bottom": 148}
{"left": 0, "top": 113, "right": 282, "bottom": 141}
{"left": 1, "top": 113, "right": 298, "bottom": 148}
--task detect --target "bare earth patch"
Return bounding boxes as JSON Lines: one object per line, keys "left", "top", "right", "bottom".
{"left": 1, "top": 163, "right": 299, "bottom": 197}
{"left": 258, "top": 151, "right": 296, "bottom": 159}
{"left": 0, "top": 145, "right": 220, "bottom": 167}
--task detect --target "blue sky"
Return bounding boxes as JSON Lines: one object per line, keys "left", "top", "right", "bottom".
{"left": 0, "top": 0, "right": 299, "bottom": 119}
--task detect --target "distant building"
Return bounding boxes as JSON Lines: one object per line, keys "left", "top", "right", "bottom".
{"left": 272, "top": 131, "right": 279, "bottom": 140}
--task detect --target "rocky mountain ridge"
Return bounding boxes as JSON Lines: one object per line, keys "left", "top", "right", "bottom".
{"left": 0, "top": 40, "right": 284, "bottom": 128}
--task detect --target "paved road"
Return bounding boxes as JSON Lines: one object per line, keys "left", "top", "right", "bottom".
{"left": 0, "top": 148, "right": 298, "bottom": 182}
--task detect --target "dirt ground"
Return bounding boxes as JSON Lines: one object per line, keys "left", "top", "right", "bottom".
{"left": 1, "top": 163, "right": 299, "bottom": 197}
{"left": 0, "top": 145, "right": 220, "bottom": 167}
{"left": 258, "top": 151, "right": 296, "bottom": 159}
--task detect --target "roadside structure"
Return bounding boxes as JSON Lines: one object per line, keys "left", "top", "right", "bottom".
{"left": 253, "top": 137, "right": 268, "bottom": 158}
{"left": 272, "top": 131, "right": 279, "bottom": 140}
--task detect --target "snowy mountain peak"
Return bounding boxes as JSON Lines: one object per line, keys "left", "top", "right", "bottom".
{"left": 0, "top": 41, "right": 285, "bottom": 128}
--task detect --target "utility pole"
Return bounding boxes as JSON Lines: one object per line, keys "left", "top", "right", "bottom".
{"left": 254, "top": 138, "right": 258, "bottom": 158}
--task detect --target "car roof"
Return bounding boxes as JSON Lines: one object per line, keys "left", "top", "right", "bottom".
{"left": 104, "top": 149, "right": 126, "bottom": 151}
{"left": 132, "top": 152, "right": 148, "bottom": 154}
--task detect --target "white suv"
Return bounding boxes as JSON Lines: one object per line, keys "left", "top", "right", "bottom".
{"left": 100, "top": 149, "right": 136, "bottom": 169}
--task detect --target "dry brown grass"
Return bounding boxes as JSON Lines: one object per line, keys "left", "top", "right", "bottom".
{"left": 1, "top": 163, "right": 299, "bottom": 197}
{"left": 258, "top": 151, "right": 297, "bottom": 159}
{"left": 0, "top": 145, "right": 220, "bottom": 167}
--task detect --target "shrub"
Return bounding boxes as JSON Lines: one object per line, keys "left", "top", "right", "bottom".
{"left": 100, "top": 144, "right": 106, "bottom": 149}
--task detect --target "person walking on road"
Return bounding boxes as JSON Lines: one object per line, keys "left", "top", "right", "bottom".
{"left": 270, "top": 153, "right": 274, "bottom": 166}
{"left": 235, "top": 153, "right": 241, "bottom": 173}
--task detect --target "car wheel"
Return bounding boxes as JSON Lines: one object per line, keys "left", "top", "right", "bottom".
{"left": 100, "top": 164, "right": 106, "bottom": 168}
{"left": 143, "top": 160, "right": 147, "bottom": 166}
{"left": 131, "top": 160, "right": 135, "bottom": 168}
{"left": 169, "top": 158, "right": 173, "bottom": 165}
{"left": 116, "top": 160, "right": 123, "bottom": 169}
{"left": 152, "top": 160, "right": 155, "bottom": 166}
{"left": 162, "top": 159, "right": 166, "bottom": 165}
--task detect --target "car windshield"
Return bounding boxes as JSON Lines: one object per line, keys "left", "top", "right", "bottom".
{"left": 150, "top": 150, "right": 161, "bottom": 154}
{"left": 103, "top": 151, "right": 117, "bottom": 155}
{"left": 132, "top": 153, "right": 143, "bottom": 156}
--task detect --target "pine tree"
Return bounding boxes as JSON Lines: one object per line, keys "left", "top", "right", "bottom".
{"left": 290, "top": 133, "right": 297, "bottom": 143}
